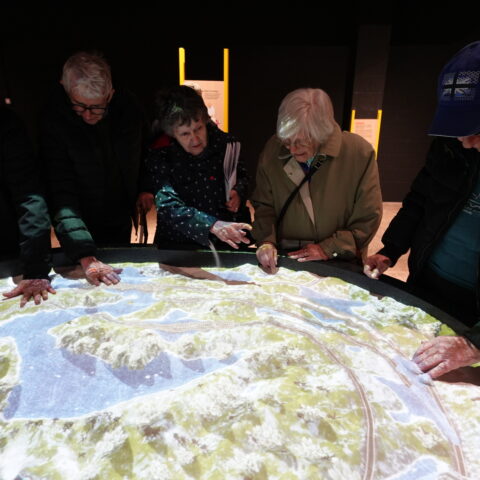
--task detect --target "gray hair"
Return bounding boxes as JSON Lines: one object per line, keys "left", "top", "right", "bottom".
{"left": 277, "top": 88, "right": 335, "bottom": 147}
{"left": 154, "top": 85, "right": 209, "bottom": 136}
{"left": 61, "top": 52, "right": 113, "bottom": 99}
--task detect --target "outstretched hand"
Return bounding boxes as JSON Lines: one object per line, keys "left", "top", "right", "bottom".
{"left": 413, "top": 336, "right": 480, "bottom": 379}
{"left": 3, "top": 279, "right": 56, "bottom": 308}
{"left": 363, "top": 254, "right": 392, "bottom": 279}
{"left": 80, "top": 257, "right": 122, "bottom": 286}
{"left": 210, "top": 221, "right": 252, "bottom": 249}
{"left": 256, "top": 242, "right": 278, "bottom": 274}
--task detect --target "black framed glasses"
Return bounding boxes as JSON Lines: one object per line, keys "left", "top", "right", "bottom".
{"left": 71, "top": 103, "right": 108, "bottom": 116}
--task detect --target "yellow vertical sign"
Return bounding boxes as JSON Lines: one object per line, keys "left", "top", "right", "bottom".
{"left": 178, "top": 48, "right": 229, "bottom": 132}
{"left": 179, "top": 47, "right": 185, "bottom": 85}
{"left": 223, "top": 48, "right": 229, "bottom": 132}
{"left": 350, "top": 109, "right": 383, "bottom": 154}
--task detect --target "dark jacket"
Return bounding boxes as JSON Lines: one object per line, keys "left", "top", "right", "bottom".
{"left": 379, "top": 137, "right": 480, "bottom": 346}
{"left": 0, "top": 107, "right": 51, "bottom": 278}
{"left": 40, "top": 85, "right": 148, "bottom": 261}
{"left": 145, "top": 122, "right": 249, "bottom": 247}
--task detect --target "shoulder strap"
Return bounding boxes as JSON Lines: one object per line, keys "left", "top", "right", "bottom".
{"left": 275, "top": 154, "right": 328, "bottom": 245}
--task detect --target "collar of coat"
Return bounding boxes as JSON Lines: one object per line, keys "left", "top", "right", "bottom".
{"left": 278, "top": 123, "right": 342, "bottom": 227}
{"left": 322, "top": 123, "right": 342, "bottom": 157}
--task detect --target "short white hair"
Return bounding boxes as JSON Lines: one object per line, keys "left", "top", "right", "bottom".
{"left": 277, "top": 88, "right": 335, "bottom": 146}
{"left": 61, "top": 52, "right": 112, "bottom": 99}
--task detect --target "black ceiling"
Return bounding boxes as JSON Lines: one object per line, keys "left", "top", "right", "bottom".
{"left": 2, "top": 4, "right": 478, "bottom": 47}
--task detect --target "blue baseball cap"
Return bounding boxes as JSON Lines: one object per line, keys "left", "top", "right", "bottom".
{"left": 429, "top": 41, "right": 480, "bottom": 137}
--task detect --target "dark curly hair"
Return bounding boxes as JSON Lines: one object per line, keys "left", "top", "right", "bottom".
{"left": 154, "top": 85, "right": 209, "bottom": 136}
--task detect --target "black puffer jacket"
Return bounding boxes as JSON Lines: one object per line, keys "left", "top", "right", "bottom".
{"left": 40, "top": 85, "right": 149, "bottom": 261}
{"left": 0, "top": 107, "right": 51, "bottom": 278}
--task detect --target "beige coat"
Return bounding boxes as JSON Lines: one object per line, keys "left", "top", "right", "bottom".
{"left": 251, "top": 124, "right": 382, "bottom": 259}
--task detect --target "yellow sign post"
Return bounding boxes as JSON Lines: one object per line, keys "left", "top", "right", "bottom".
{"left": 178, "top": 48, "right": 229, "bottom": 132}
{"left": 350, "top": 109, "right": 383, "bottom": 154}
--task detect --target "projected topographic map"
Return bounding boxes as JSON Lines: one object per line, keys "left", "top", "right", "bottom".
{"left": 0, "top": 263, "right": 479, "bottom": 479}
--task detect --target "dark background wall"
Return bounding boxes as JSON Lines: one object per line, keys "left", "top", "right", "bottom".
{"left": 1, "top": 4, "right": 478, "bottom": 200}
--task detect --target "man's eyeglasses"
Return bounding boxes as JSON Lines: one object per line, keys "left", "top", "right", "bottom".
{"left": 71, "top": 103, "right": 108, "bottom": 116}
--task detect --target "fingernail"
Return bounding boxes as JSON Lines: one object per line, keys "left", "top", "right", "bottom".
{"left": 419, "top": 373, "right": 433, "bottom": 385}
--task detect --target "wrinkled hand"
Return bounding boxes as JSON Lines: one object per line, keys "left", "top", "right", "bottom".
{"left": 3, "top": 279, "right": 56, "bottom": 308}
{"left": 363, "top": 254, "right": 392, "bottom": 279}
{"left": 288, "top": 243, "right": 328, "bottom": 262}
{"left": 413, "top": 336, "right": 480, "bottom": 379}
{"left": 136, "top": 192, "right": 155, "bottom": 215}
{"left": 80, "top": 257, "right": 123, "bottom": 286}
{"left": 256, "top": 242, "right": 278, "bottom": 274}
{"left": 210, "top": 221, "right": 252, "bottom": 249}
{"left": 225, "top": 190, "right": 241, "bottom": 213}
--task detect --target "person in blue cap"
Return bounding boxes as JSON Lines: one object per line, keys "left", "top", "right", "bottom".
{"left": 364, "top": 41, "right": 480, "bottom": 379}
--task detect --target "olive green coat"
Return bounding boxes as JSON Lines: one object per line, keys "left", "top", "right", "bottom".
{"left": 251, "top": 124, "right": 382, "bottom": 259}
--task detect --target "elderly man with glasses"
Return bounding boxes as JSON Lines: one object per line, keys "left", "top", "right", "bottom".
{"left": 40, "top": 52, "right": 153, "bottom": 286}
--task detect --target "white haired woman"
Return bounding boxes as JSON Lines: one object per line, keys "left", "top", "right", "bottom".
{"left": 251, "top": 88, "right": 382, "bottom": 274}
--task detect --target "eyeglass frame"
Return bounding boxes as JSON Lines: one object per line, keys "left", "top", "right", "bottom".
{"left": 70, "top": 102, "right": 109, "bottom": 116}
{"left": 281, "top": 138, "right": 313, "bottom": 150}
{"left": 69, "top": 90, "right": 113, "bottom": 117}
